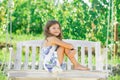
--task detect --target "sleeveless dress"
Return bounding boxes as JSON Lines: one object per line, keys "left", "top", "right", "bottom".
{"left": 40, "top": 45, "right": 65, "bottom": 72}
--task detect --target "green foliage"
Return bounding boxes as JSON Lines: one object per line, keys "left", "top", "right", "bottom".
{"left": 0, "top": 0, "right": 7, "bottom": 35}
{"left": 0, "top": 0, "right": 119, "bottom": 46}
{"left": 115, "top": 0, "right": 120, "bottom": 22}
{"left": 11, "top": 0, "right": 43, "bottom": 34}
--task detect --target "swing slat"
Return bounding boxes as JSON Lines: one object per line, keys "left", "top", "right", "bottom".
{"left": 81, "top": 46, "right": 85, "bottom": 65}
{"left": 24, "top": 46, "right": 29, "bottom": 69}
{"left": 31, "top": 46, "right": 36, "bottom": 70}
{"left": 14, "top": 43, "right": 22, "bottom": 70}
{"left": 88, "top": 46, "right": 92, "bottom": 70}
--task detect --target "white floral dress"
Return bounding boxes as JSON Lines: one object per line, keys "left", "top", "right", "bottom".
{"left": 40, "top": 45, "right": 64, "bottom": 72}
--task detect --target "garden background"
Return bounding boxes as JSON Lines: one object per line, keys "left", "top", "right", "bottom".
{"left": 0, "top": 0, "right": 120, "bottom": 80}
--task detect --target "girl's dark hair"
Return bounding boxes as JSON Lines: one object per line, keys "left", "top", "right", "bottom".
{"left": 44, "top": 20, "right": 62, "bottom": 40}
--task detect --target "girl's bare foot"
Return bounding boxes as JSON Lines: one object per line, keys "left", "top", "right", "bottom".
{"left": 73, "top": 64, "right": 90, "bottom": 71}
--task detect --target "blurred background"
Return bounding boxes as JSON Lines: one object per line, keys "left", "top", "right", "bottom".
{"left": 0, "top": 0, "right": 120, "bottom": 79}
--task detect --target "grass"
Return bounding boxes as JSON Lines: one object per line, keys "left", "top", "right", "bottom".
{"left": 0, "top": 72, "right": 7, "bottom": 80}
{"left": 108, "top": 75, "right": 120, "bottom": 80}
{"left": 0, "top": 33, "right": 120, "bottom": 80}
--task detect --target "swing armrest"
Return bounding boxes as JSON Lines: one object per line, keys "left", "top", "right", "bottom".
{"left": 9, "top": 47, "right": 16, "bottom": 69}
{"left": 9, "top": 47, "right": 15, "bottom": 59}
{"left": 99, "top": 48, "right": 108, "bottom": 71}
{"left": 102, "top": 47, "right": 108, "bottom": 63}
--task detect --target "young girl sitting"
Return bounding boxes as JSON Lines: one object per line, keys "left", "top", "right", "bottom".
{"left": 40, "top": 20, "right": 89, "bottom": 72}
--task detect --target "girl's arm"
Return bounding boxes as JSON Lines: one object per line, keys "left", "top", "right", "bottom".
{"left": 47, "top": 37, "right": 74, "bottom": 49}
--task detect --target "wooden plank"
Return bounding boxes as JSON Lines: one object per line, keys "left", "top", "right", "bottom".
{"left": 95, "top": 42, "right": 102, "bottom": 70}
{"left": 8, "top": 70, "right": 107, "bottom": 79}
{"left": 15, "top": 77, "right": 56, "bottom": 80}
{"left": 67, "top": 59, "right": 71, "bottom": 70}
{"left": 81, "top": 46, "right": 85, "bottom": 65}
{"left": 88, "top": 47, "right": 92, "bottom": 70}
{"left": 8, "top": 47, "right": 13, "bottom": 69}
{"left": 74, "top": 46, "right": 78, "bottom": 61}
{"left": 31, "top": 46, "right": 36, "bottom": 70}
{"left": 24, "top": 46, "right": 29, "bottom": 70}
{"left": 14, "top": 43, "right": 22, "bottom": 70}
{"left": 103, "top": 48, "right": 108, "bottom": 71}
{"left": 14, "top": 77, "right": 104, "bottom": 80}
{"left": 39, "top": 46, "right": 43, "bottom": 70}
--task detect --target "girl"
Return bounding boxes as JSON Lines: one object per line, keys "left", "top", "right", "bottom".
{"left": 41, "top": 20, "right": 89, "bottom": 72}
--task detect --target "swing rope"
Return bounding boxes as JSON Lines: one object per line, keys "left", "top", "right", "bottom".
{"left": 111, "top": 0, "right": 114, "bottom": 73}
{"left": 106, "top": 0, "right": 114, "bottom": 74}
{"left": 0, "top": 0, "right": 11, "bottom": 79}
{"left": 0, "top": 0, "right": 13, "bottom": 79}
{"left": 7, "top": 0, "right": 14, "bottom": 71}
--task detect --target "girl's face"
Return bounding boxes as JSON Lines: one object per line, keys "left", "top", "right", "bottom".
{"left": 49, "top": 24, "right": 61, "bottom": 36}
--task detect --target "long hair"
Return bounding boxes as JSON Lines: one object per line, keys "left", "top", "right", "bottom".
{"left": 44, "top": 20, "right": 62, "bottom": 40}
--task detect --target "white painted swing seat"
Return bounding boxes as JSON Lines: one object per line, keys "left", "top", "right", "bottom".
{"left": 7, "top": 40, "right": 109, "bottom": 80}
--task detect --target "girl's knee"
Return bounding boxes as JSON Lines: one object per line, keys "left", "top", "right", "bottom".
{"left": 57, "top": 46, "right": 65, "bottom": 51}
{"left": 57, "top": 46, "right": 65, "bottom": 54}
{"left": 65, "top": 48, "right": 76, "bottom": 57}
{"left": 65, "top": 48, "right": 76, "bottom": 54}
{"left": 65, "top": 48, "right": 70, "bottom": 54}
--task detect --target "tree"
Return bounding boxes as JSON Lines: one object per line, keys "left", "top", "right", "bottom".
{"left": 1, "top": 0, "right": 115, "bottom": 46}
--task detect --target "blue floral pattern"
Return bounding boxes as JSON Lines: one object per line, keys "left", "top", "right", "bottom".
{"left": 40, "top": 46, "right": 63, "bottom": 72}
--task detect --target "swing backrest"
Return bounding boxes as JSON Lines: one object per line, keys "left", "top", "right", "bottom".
{"left": 9, "top": 40, "right": 107, "bottom": 71}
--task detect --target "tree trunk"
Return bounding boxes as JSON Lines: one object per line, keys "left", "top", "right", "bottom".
{"left": 114, "top": 22, "right": 118, "bottom": 56}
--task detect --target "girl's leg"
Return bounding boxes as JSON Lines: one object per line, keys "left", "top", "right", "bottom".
{"left": 65, "top": 49, "right": 89, "bottom": 70}
{"left": 57, "top": 47, "right": 65, "bottom": 65}
{"left": 64, "top": 49, "right": 78, "bottom": 66}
